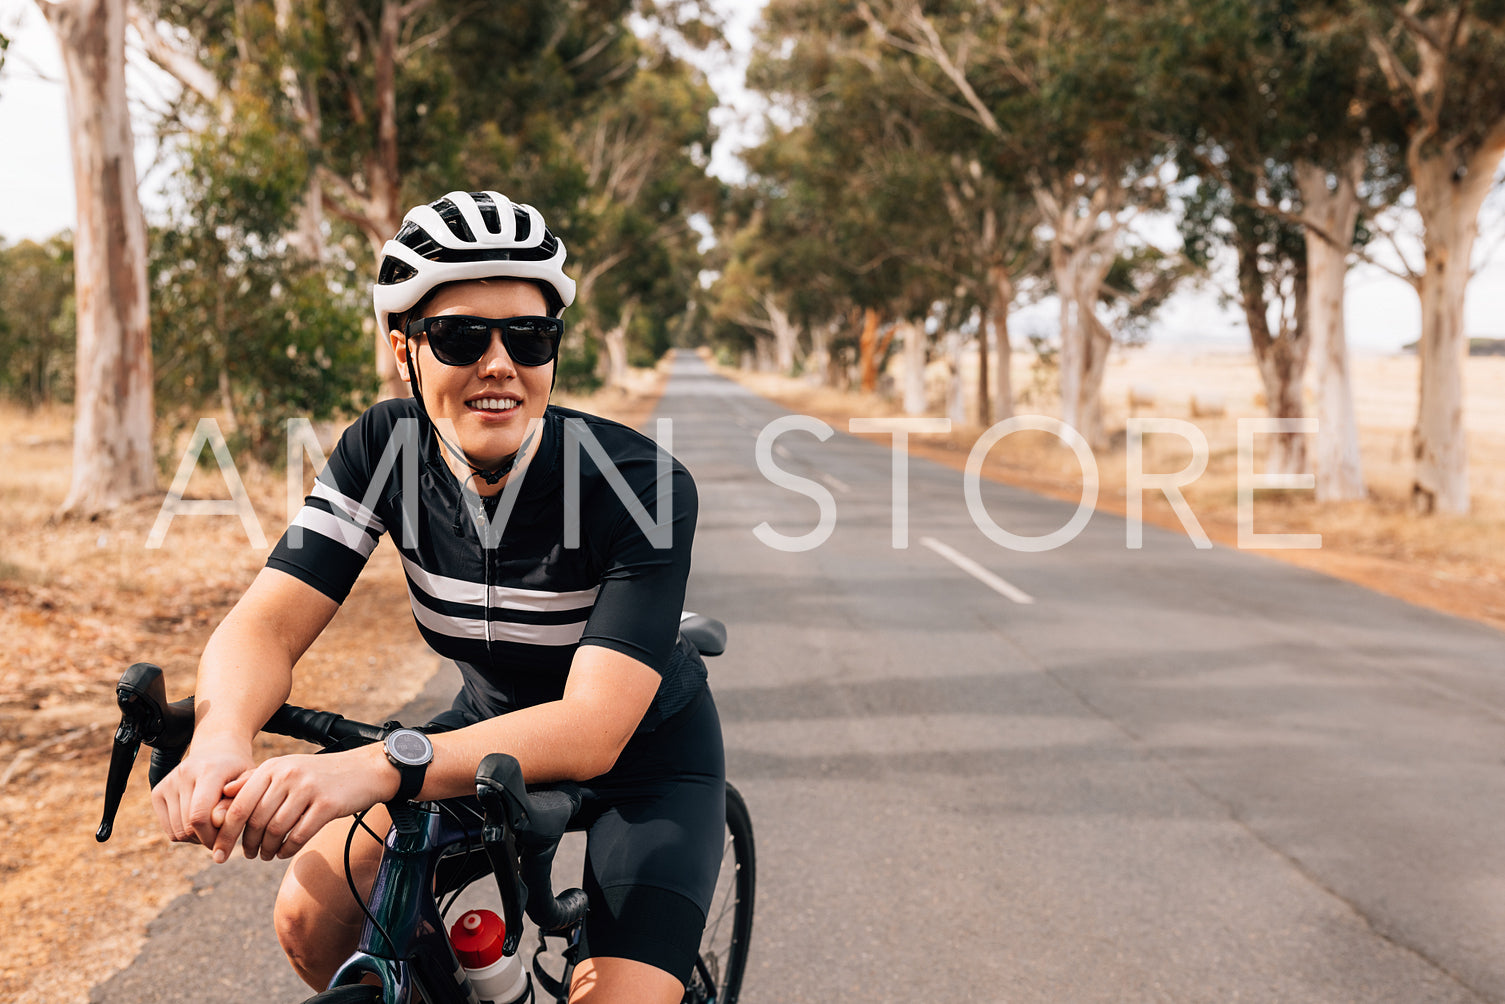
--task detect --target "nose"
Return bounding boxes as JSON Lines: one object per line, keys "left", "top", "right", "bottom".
{"left": 477, "top": 329, "right": 516, "bottom": 378}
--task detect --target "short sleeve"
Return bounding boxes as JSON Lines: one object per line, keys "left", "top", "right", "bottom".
{"left": 576, "top": 455, "right": 698, "bottom": 672}
{"left": 266, "top": 403, "right": 403, "bottom": 603}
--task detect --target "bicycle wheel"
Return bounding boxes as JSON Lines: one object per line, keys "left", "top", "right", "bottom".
{"left": 296, "top": 986, "right": 382, "bottom": 1003}
{"left": 684, "top": 783, "right": 755, "bottom": 1004}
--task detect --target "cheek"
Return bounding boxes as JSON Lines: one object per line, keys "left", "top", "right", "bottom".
{"left": 527, "top": 365, "right": 555, "bottom": 399}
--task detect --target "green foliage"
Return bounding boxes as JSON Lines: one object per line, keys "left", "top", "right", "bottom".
{"left": 150, "top": 117, "right": 372, "bottom": 464}
{"left": 0, "top": 234, "right": 76, "bottom": 408}
{"left": 554, "top": 327, "right": 602, "bottom": 393}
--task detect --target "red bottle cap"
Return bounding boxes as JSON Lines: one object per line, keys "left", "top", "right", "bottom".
{"left": 449, "top": 909, "right": 506, "bottom": 968}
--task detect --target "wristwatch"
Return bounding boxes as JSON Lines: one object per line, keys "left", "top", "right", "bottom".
{"left": 383, "top": 727, "right": 434, "bottom": 802}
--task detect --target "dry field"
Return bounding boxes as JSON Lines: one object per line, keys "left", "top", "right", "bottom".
{"left": 727, "top": 345, "right": 1505, "bottom": 631}
{"left": 0, "top": 370, "right": 665, "bottom": 1004}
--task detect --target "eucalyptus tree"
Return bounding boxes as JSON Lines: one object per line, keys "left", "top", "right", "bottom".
{"left": 1162, "top": 0, "right": 1390, "bottom": 483}
{"left": 561, "top": 45, "right": 721, "bottom": 387}
{"left": 149, "top": 117, "right": 371, "bottom": 460}
{"left": 852, "top": 0, "right": 1181, "bottom": 449}
{"left": 1358, "top": 0, "right": 1505, "bottom": 515}
{"left": 741, "top": 0, "right": 1042, "bottom": 413}
{"left": 708, "top": 124, "right": 859, "bottom": 377}
{"left": 35, "top": 0, "right": 156, "bottom": 515}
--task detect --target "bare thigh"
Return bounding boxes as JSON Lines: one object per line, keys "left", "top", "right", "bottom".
{"left": 275, "top": 805, "right": 391, "bottom": 989}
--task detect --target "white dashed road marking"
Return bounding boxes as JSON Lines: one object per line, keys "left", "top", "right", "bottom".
{"left": 920, "top": 536, "right": 1036, "bottom": 605}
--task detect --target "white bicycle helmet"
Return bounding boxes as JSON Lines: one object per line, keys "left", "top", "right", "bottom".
{"left": 372, "top": 190, "right": 577, "bottom": 334}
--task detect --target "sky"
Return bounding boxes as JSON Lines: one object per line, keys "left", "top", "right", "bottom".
{"left": 3, "top": 3, "right": 1501, "bottom": 355}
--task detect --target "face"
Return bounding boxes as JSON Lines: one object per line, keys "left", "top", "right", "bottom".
{"left": 390, "top": 279, "right": 554, "bottom": 487}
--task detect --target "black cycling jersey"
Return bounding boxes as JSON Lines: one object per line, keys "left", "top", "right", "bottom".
{"left": 268, "top": 399, "right": 707, "bottom": 731}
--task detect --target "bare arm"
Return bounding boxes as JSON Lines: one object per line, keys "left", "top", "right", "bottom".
{"left": 151, "top": 567, "right": 339, "bottom": 856}
{"left": 420, "top": 645, "right": 662, "bottom": 796}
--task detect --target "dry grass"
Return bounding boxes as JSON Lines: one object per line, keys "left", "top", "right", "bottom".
{"left": 726, "top": 347, "right": 1505, "bottom": 630}
{"left": 0, "top": 366, "right": 666, "bottom": 1004}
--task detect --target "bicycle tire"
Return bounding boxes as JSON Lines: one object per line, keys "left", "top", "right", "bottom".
{"left": 684, "top": 783, "right": 755, "bottom": 1004}
{"left": 296, "top": 985, "right": 382, "bottom": 1004}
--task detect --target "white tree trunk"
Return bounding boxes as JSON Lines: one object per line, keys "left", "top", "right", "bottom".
{"left": 900, "top": 321, "right": 927, "bottom": 415}
{"left": 1408, "top": 146, "right": 1502, "bottom": 514}
{"left": 1039, "top": 185, "right": 1118, "bottom": 450}
{"left": 42, "top": 0, "right": 156, "bottom": 515}
{"left": 760, "top": 294, "right": 800, "bottom": 375}
{"left": 1051, "top": 252, "right": 1114, "bottom": 449}
{"left": 1237, "top": 229, "right": 1309, "bottom": 477}
{"left": 600, "top": 300, "right": 635, "bottom": 388}
{"left": 945, "top": 331, "right": 966, "bottom": 424}
{"left": 1295, "top": 157, "right": 1365, "bottom": 502}
{"left": 808, "top": 323, "right": 833, "bottom": 386}
{"left": 988, "top": 266, "right": 1016, "bottom": 422}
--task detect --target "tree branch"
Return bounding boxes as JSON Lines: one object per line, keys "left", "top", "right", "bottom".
{"left": 1366, "top": 30, "right": 1417, "bottom": 100}
{"left": 857, "top": 0, "right": 1002, "bottom": 136}
{"left": 127, "top": 2, "right": 220, "bottom": 104}
{"left": 397, "top": 0, "right": 478, "bottom": 62}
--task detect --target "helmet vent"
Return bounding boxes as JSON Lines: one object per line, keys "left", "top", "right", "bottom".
{"left": 474, "top": 192, "right": 502, "bottom": 234}
{"left": 511, "top": 207, "right": 533, "bottom": 244}
{"left": 377, "top": 256, "right": 418, "bottom": 285}
{"left": 434, "top": 198, "right": 476, "bottom": 242}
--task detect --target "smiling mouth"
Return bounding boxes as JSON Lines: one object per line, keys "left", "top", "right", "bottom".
{"left": 468, "top": 398, "right": 521, "bottom": 413}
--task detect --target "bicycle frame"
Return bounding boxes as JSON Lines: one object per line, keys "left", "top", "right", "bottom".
{"left": 327, "top": 802, "right": 483, "bottom": 1003}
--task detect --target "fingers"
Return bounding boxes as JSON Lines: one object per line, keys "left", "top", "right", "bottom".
{"left": 221, "top": 758, "right": 326, "bottom": 862}
{"left": 216, "top": 767, "right": 273, "bottom": 863}
{"left": 187, "top": 770, "right": 242, "bottom": 849}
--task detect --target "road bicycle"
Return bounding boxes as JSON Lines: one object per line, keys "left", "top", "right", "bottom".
{"left": 95, "top": 615, "right": 754, "bottom": 1004}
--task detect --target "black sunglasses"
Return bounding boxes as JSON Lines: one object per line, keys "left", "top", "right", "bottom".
{"left": 404, "top": 314, "right": 564, "bottom": 368}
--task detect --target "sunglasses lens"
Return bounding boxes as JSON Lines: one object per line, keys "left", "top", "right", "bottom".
{"left": 503, "top": 317, "right": 562, "bottom": 366}
{"left": 426, "top": 317, "right": 490, "bottom": 366}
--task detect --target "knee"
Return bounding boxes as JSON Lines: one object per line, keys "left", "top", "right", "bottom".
{"left": 273, "top": 876, "right": 321, "bottom": 964}
{"left": 275, "top": 867, "right": 361, "bottom": 987}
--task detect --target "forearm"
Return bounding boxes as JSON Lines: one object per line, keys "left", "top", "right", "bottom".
{"left": 192, "top": 611, "right": 296, "bottom": 750}
{"left": 190, "top": 568, "right": 338, "bottom": 753}
{"left": 415, "top": 647, "right": 665, "bottom": 800}
{"left": 420, "top": 700, "right": 627, "bottom": 799}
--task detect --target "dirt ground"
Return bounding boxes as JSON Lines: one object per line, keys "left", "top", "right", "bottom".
{"left": 5, "top": 349, "right": 1503, "bottom": 1002}
{"left": 0, "top": 372, "right": 666, "bottom": 1004}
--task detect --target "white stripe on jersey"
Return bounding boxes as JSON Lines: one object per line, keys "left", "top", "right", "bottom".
{"left": 291, "top": 506, "right": 380, "bottom": 557}
{"left": 406, "top": 590, "right": 591, "bottom": 647}
{"left": 312, "top": 479, "right": 386, "bottom": 534}
{"left": 400, "top": 553, "right": 600, "bottom": 612}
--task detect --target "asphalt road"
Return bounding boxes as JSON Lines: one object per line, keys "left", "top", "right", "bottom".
{"left": 95, "top": 352, "right": 1505, "bottom": 1003}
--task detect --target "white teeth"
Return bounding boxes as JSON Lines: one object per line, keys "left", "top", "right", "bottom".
{"left": 471, "top": 399, "right": 519, "bottom": 411}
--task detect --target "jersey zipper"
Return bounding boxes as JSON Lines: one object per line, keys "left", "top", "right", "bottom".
{"left": 478, "top": 496, "right": 494, "bottom": 654}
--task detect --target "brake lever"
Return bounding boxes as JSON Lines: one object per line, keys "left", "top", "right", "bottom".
{"left": 97, "top": 663, "right": 197, "bottom": 842}
{"left": 475, "top": 752, "right": 530, "bottom": 956}
{"left": 97, "top": 663, "right": 168, "bottom": 842}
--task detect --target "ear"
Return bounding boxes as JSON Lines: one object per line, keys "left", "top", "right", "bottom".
{"left": 389, "top": 328, "right": 412, "bottom": 382}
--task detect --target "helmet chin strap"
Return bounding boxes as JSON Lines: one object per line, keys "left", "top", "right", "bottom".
{"left": 405, "top": 347, "right": 537, "bottom": 487}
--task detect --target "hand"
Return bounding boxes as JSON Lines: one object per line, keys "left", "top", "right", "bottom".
{"left": 213, "top": 744, "right": 400, "bottom": 863}
{"left": 152, "top": 735, "right": 254, "bottom": 851}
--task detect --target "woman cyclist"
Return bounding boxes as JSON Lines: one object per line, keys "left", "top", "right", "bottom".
{"left": 151, "top": 191, "right": 724, "bottom": 1004}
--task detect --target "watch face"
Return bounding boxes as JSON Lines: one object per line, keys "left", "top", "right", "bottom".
{"left": 387, "top": 729, "right": 432, "bottom": 766}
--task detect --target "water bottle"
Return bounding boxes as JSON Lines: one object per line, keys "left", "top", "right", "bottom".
{"left": 450, "top": 909, "right": 530, "bottom": 1004}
